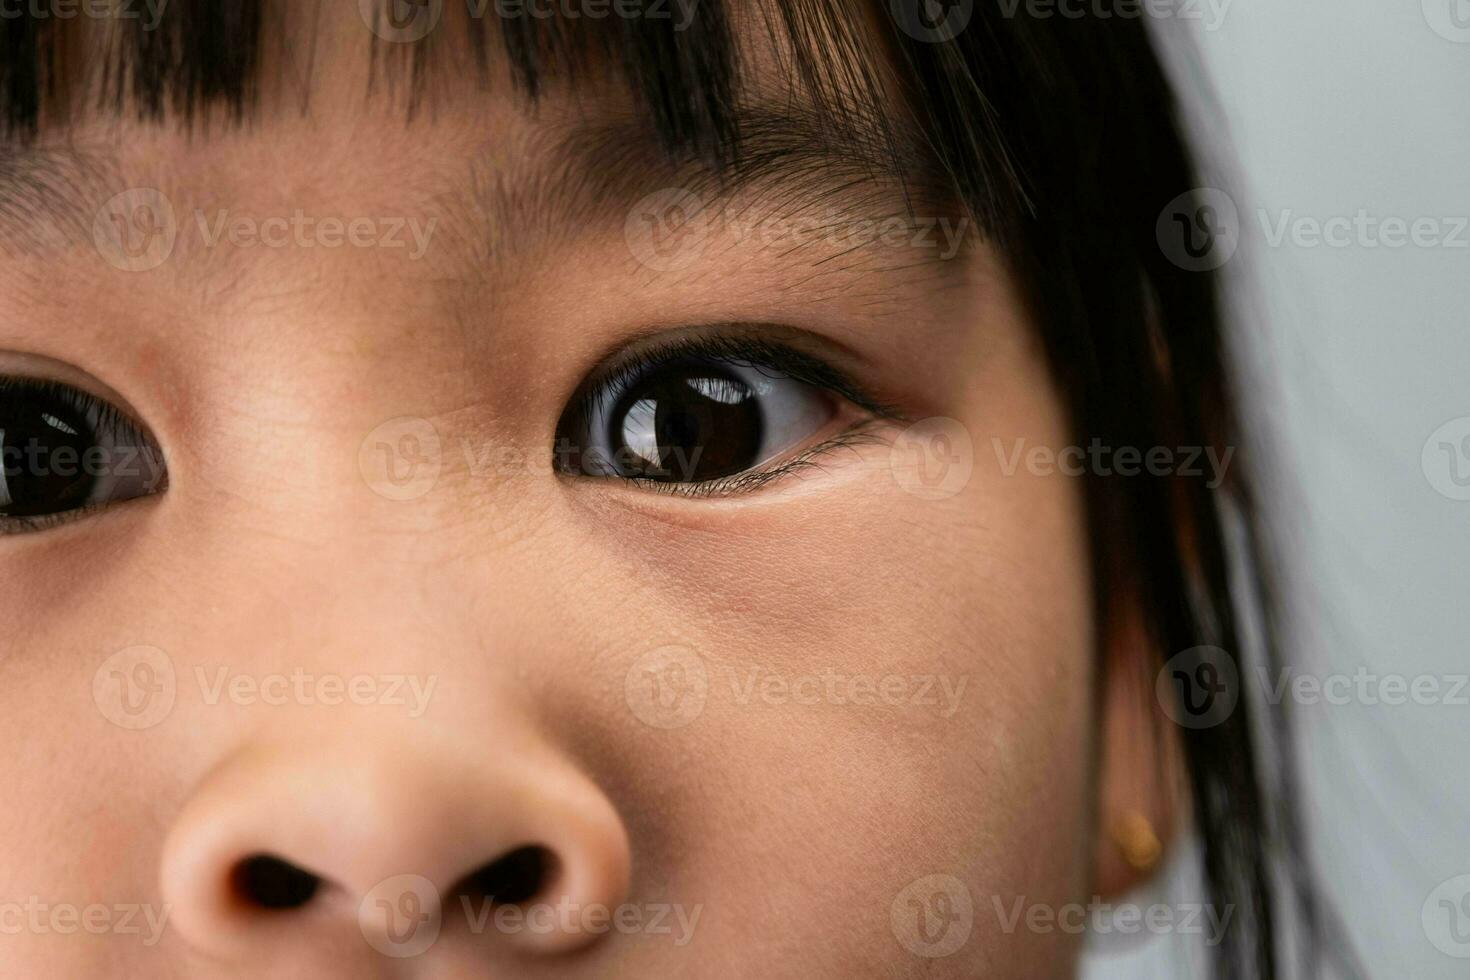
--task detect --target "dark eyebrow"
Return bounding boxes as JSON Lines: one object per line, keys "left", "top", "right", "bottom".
{"left": 0, "top": 85, "right": 965, "bottom": 278}
{"left": 0, "top": 145, "right": 118, "bottom": 258}
{"left": 435, "top": 94, "right": 964, "bottom": 273}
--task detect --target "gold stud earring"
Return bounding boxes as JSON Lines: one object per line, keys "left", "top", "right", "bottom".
{"left": 1111, "top": 811, "right": 1162, "bottom": 873}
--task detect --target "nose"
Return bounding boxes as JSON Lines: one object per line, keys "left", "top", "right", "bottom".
{"left": 160, "top": 725, "right": 632, "bottom": 967}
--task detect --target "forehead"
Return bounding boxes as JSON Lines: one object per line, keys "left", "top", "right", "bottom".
{"left": 0, "top": 0, "right": 954, "bottom": 271}
{"left": 4, "top": 0, "right": 910, "bottom": 164}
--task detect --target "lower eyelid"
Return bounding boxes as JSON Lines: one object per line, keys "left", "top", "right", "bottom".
{"left": 629, "top": 417, "right": 895, "bottom": 500}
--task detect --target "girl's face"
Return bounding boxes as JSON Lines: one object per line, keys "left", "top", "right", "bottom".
{"left": 0, "top": 6, "right": 1151, "bottom": 977}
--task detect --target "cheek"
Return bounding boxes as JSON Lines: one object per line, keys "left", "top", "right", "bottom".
{"left": 543, "top": 317, "right": 1095, "bottom": 973}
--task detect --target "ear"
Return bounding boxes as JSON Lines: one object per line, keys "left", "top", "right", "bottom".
{"left": 1091, "top": 598, "right": 1185, "bottom": 898}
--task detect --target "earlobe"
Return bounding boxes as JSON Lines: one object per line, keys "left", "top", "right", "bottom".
{"left": 1091, "top": 604, "right": 1184, "bottom": 899}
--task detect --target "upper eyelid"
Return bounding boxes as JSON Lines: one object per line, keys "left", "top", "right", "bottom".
{"left": 615, "top": 419, "right": 890, "bottom": 499}
{"left": 568, "top": 327, "right": 904, "bottom": 423}
{"left": 0, "top": 354, "right": 159, "bottom": 440}
{"left": 0, "top": 376, "right": 153, "bottom": 449}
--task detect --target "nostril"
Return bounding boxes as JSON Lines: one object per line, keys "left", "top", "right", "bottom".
{"left": 232, "top": 854, "right": 323, "bottom": 910}
{"left": 458, "top": 846, "right": 556, "bottom": 907}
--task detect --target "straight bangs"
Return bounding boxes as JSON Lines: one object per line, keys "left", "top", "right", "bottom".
{"left": 1, "top": 2, "right": 914, "bottom": 175}
{"left": 0, "top": 2, "right": 1347, "bottom": 978}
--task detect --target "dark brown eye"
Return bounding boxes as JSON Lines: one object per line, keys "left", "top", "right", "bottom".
{"left": 0, "top": 378, "right": 166, "bottom": 531}
{"left": 607, "top": 363, "right": 763, "bottom": 482}
{"left": 557, "top": 352, "right": 835, "bottom": 487}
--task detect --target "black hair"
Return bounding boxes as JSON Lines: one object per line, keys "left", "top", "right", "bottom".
{"left": 0, "top": 2, "right": 1356, "bottom": 976}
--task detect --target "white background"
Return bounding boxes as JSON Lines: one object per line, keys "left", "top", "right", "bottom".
{"left": 1081, "top": 1, "right": 1470, "bottom": 977}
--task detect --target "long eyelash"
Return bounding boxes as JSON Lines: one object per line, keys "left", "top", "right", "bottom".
{"left": 566, "top": 332, "right": 906, "bottom": 497}
{"left": 574, "top": 332, "right": 904, "bottom": 424}
{"left": 0, "top": 376, "right": 139, "bottom": 451}
{"left": 0, "top": 376, "right": 164, "bottom": 536}
{"left": 0, "top": 503, "right": 113, "bottom": 536}
{"left": 623, "top": 418, "right": 891, "bottom": 500}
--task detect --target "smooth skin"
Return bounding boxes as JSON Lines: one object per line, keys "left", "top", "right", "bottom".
{"left": 0, "top": 3, "right": 1172, "bottom": 976}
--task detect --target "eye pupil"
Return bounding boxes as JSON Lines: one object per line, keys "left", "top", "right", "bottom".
{"left": 0, "top": 390, "right": 98, "bottom": 517}
{"left": 611, "top": 364, "right": 763, "bottom": 482}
